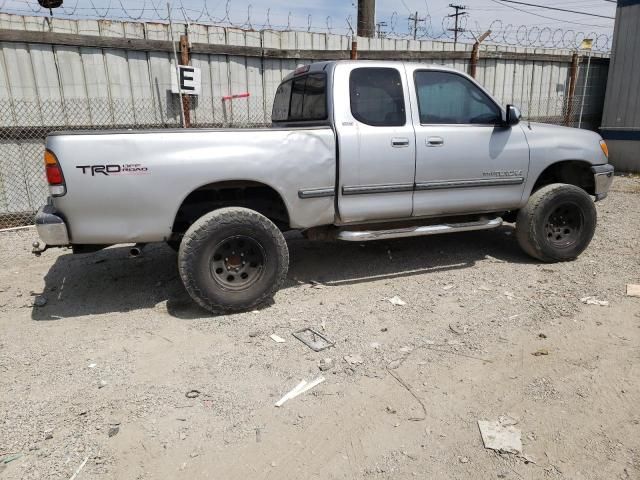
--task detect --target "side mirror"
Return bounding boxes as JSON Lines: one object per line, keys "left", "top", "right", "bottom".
{"left": 505, "top": 105, "right": 521, "bottom": 126}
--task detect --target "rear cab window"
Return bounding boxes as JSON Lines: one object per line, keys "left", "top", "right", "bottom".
{"left": 272, "top": 72, "right": 328, "bottom": 125}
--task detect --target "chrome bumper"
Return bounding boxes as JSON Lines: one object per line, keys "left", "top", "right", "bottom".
{"left": 35, "top": 203, "right": 70, "bottom": 246}
{"left": 591, "top": 164, "right": 614, "bottom": 201}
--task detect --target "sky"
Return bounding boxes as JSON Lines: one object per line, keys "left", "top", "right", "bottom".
{"left": 1, "top": 0, "right": 618, "bottom": 50}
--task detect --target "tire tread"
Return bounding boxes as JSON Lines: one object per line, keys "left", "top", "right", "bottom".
{"left": 178, "top": 207, "right": 289, "bottom": 313}
{"left": 516, "top": 183, "right": 595, "bottom": 262}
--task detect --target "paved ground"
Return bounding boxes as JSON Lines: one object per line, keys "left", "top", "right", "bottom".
{"left": 1, "top": 176, "right": 639, "bottom": 480}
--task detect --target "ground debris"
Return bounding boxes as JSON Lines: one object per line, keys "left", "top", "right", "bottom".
{"left": 388, "top": 296, "right": 407, "bottom": 306}
{"left": 580, "top": 296, "right": 609, "bottom": 306}
{"left": 269, "top": 334, "right": 286, "bottom": 343}
{"left": 69, "top": 456, "right": 89, "bottom": 480}
{"left": 626, "top": 284, "right": 640, "bottom": 297}
{"left": 344, "top": 354, "right": 364, "bottom": 366}
{"left": 531, "top": 348, "right": 549, "bottom": 356}
{"left": 33, "top": 295, "right": 47, "bottom": 307}
{"left": 1, "top": 453, "right": 22, "bottom": 464}
{"left": 292, "top": 327, "right": 334, "bottom": 351}
{"left": 478, "top": 419, "right": 523, "bottom": 454}
{"left": 318, "top": 358, "right": 334, "bottom": 371}
{"left": 185, "top": 389, "right": 200, "bottom": 399}
{"left": 275, "top": 376, "right": 325, "bottom": 407}
{"left": 449, "top": 322, "right": 470, "bottom": 335}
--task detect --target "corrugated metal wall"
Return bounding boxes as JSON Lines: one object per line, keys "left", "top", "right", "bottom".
{"left": 0, "top": 13, "right": 610, "bottom": 126}
{"left": 601, "top": 0, "right": 640, "bottom": 172}
{"left": 0, "top": 13, "right": 611, "bottom": 223}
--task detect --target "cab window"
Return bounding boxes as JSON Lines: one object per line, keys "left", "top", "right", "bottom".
{"left": 414, "top": 71, "right": 501, "bottom": 125}
{"left": 349, "top": 68, "right": 406, "bottom": 127}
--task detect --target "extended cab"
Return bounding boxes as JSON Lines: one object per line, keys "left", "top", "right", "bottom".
{"left": 35, "top": 61, "right": 614, "bottom": 313}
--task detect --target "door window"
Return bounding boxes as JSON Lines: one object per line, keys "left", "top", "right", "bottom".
{"left": 349, "top": 68, "right": 406, "bottom": 126}
{"left": 414, "top": 71, "right": 501, "bottom": 125}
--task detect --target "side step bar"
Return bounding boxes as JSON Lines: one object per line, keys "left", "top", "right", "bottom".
{"left": 337, "top": 217, "right": 503, "bottom": 242}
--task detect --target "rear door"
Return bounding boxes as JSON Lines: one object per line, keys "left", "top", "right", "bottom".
{"left": 406, "top": 67, "right": 530, "bottom": 217}
{"left": 333, "top": 64, "right": 416, "bottom": 223}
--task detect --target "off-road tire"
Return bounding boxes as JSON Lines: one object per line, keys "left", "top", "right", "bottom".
{"left": 516, "top": 183, "right": 596, "bottom": 262}
{"left": 178, "top": 207, "right": 289, "bottom": 313}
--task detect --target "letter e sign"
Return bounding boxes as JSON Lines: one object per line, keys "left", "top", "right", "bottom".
{"left": 171, "top": 65, "right": 201, "bottom": 95}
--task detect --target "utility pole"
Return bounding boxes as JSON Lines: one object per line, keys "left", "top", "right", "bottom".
{"left": 179, "top": 34, "right": 191, "bottom": 128}
{"left": 577, "top": 38, "right": 594, "bottom": 129}
{"left": 357, "top": 0, "right": 375, "bottom": 38}
{"left": 469, "top": 29, "right": 491, "bottom": 78}
{"left": 376, "top": 21, "right": 387, "bottom": 38}
{"left": 408, "top": 11, "right": 426, "bottom": 40}
{"left": 565, "top": 52, "right": 579, "bottom": 126}
{"left": 447, "top": 4, "right": 467, "bottom": 47}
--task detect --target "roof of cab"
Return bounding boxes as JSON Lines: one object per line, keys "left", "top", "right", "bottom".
{"left": 280, "top": 60, "right": 462, "bottom": 83}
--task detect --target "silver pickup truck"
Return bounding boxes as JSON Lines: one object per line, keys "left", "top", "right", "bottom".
{"left": 35, "top": 60, "right": 614, "bottom": 313}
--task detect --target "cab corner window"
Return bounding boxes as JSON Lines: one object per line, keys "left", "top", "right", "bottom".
{"left": 414, "top": 71, "right": 501, "bottom": 125}
{"left": 349, "top": 68, "right": 406, "bottom": 127}
{"left": 272, "top": 80, "right": 292, "bottom": 122}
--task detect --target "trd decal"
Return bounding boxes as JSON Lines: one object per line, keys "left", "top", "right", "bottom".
{"left": 76, "top": 164, "right": 149, "bottom": 176}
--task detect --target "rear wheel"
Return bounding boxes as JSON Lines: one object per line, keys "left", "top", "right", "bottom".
{"left": 178, "top": 207, "right": 289, "bottom": 313}
{"left": 516, "top": 183, "right": 596, "bottom": 262}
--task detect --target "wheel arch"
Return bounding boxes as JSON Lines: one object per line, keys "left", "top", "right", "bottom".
{"left": 530, "top": 160, "right": 595, "bottom": 196}
{"left": 171, "top": 179, "right": 291, "bottom": 236}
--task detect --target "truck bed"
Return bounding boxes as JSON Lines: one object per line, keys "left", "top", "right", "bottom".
{"left": 46, "top": 126, "right": 337, "bottom": 244}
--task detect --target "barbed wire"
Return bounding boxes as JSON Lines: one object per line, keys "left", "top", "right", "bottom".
{"left": 3, "top": 0, "right": 613, "bottom": 51}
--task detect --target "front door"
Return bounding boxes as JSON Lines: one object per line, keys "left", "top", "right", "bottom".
{"left": 334, "top": 64, "right": 416, "bottom": 223}
{"left": 406, "top": 68, "right": 530, "bottom": 217}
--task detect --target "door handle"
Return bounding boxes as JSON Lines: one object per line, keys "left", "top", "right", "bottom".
{"left": 426, "top": 136, "right": 444, "bottom": 146}
{"left": 391, "top": 137, "right": 410, "bottom": 147}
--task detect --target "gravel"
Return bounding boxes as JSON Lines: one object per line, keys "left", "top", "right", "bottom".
{"left": 0, "top": 175, "right": 639, "bottom": 479}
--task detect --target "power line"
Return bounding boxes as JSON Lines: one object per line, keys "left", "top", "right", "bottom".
{"left": 400, "top": 0, "right": 413, "bottom": 14}
{"left": 495, "top": 0, "right": 615, "bottom": 19}
{"left": 486, "top": 0, "right": 613, "bottom": 28}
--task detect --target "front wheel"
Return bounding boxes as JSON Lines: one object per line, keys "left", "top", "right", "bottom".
{"left": 516, "top": 183, "right": 597, "bottom": 262}
{"left": 178, "top": 207, "right": 289, "bottom": 313}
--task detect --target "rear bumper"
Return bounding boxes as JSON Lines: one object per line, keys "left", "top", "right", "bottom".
{"left": 591, "top": 164, "right": 614, "bottom": 201}
{"left": 35, "top": 203, "right": 70, "bottom": 246}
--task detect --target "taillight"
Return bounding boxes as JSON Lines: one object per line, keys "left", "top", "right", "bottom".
{"left": 44, "top": 149, "right": 66, "bottom": 196}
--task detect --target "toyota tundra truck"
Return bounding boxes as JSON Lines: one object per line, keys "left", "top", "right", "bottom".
{"left": 34, "top": 61, "right": 614, "bottom": 313}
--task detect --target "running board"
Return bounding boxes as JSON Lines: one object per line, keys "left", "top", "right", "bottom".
{"left": 336, "top": 217, "right": 503, "bottom": 242}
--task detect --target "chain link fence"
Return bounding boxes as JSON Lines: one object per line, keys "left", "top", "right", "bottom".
{"left": 0, "top": 93, "right": 600, "bottom": 228}
{"left": 0, "top": 96, "right": 271, "bottom": 228}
